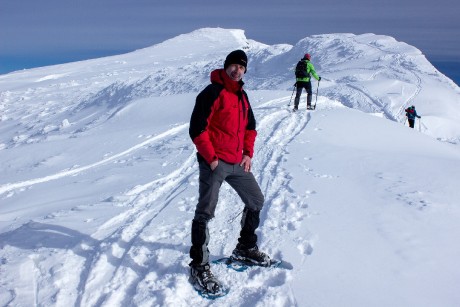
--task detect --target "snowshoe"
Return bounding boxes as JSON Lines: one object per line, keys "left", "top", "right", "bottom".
{"left": 213, "top": 256, "right": 293, "bottom": 272}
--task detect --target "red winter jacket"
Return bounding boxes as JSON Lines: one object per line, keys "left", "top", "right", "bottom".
{"left": 189, "top": 69, "right": 257, "bottom": 164}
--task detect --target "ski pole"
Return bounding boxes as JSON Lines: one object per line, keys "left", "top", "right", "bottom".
{"left": 313, "top": 79, "right": 320, "bottom": 110}
{"left": 288, "top": 83, "right": 296, "bottom": 106}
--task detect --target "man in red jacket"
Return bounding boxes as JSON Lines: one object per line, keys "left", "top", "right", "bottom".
{"left": 188, "top": 50, "right": 269, "bottom": 295}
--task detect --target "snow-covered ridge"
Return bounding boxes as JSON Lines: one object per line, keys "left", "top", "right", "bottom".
{"left": 1, "top": 27, "right": 459, "bottom": 148}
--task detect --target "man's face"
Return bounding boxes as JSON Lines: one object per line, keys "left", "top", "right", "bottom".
{"left": 225, "top": 64, "right": 245, "bottom": 81}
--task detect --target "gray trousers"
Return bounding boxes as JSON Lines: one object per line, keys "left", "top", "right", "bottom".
{"left": 190, "top": 159, "right": 264, "bottom": 266}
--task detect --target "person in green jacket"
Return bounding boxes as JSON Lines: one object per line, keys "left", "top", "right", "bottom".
{"left": 293, "top": 53, "right": 321, "bottom": 111}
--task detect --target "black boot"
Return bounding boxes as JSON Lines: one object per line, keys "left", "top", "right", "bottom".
{"left": 232, "top": 243, "right": 270, "bottom": 266}
{"left": 190, "top": 263, "right": 224, "bottom": 295}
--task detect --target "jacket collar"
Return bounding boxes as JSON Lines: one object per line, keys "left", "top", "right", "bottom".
{"left": 210, "top": 69, "right": 244, "bottom": 93}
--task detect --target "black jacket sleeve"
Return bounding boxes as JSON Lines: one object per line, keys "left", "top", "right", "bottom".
{"left": 189, "top": 83, "right": 224, "bottom": 140}
{"left": 243, "top": 90, "right": 256, "bottom": 131}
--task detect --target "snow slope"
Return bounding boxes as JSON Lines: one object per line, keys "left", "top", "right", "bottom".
{"left": 1, "top": 28, "right": 460, "bottom": 306}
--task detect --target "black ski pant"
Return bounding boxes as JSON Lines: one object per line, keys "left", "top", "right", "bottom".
{"left": 294, "top": 81, "right": 313, "bottom": 109}
{"left": 408, "top": 118, "right": 415, "bottom": 128}
{"left": 190, "top": 159, "right": 264, "bottom": 267}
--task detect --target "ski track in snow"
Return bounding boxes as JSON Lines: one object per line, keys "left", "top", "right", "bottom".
{"left": 77, "top": 95, "right": 310, "bottom": 306}
{"left": 337, "top": 34, "right": 429, "bottom": 128}
{"left": 73, "top": 148, "right": 198, "bottom": 306}
{"left": 253, "top": 97, "right": 314, "bottom": 260}
{"left": 0, "top": 124, "right": 188, "bottom": 196}
{"left": 1, "top": 95, "right": 317, "bottom": 306}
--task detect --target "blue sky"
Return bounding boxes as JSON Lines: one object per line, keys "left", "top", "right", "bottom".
{"left": 1, "top": 0, "right": 459, "bottom": 78}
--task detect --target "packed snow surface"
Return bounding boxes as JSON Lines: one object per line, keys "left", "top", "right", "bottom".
{"left": 1, "top": 28, "right": 460, "bottom": 306}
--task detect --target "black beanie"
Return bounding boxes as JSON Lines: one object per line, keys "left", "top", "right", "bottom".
{"left": 224, "top": 50, "right": 248, "bottom": 72}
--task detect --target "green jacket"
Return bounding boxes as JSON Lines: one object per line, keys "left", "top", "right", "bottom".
{"left": 296, "top": 60, "right": 320, "bottom": 82}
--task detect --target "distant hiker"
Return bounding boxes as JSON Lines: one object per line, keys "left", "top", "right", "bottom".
{"left": 405, "top": 105, "right": 421, "bottom": 128}
{"left": 188, "top": 50, "right": 270, "bottom": 295}
{"left": 293, "top": 53, "right": 321, "bottom": 111}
